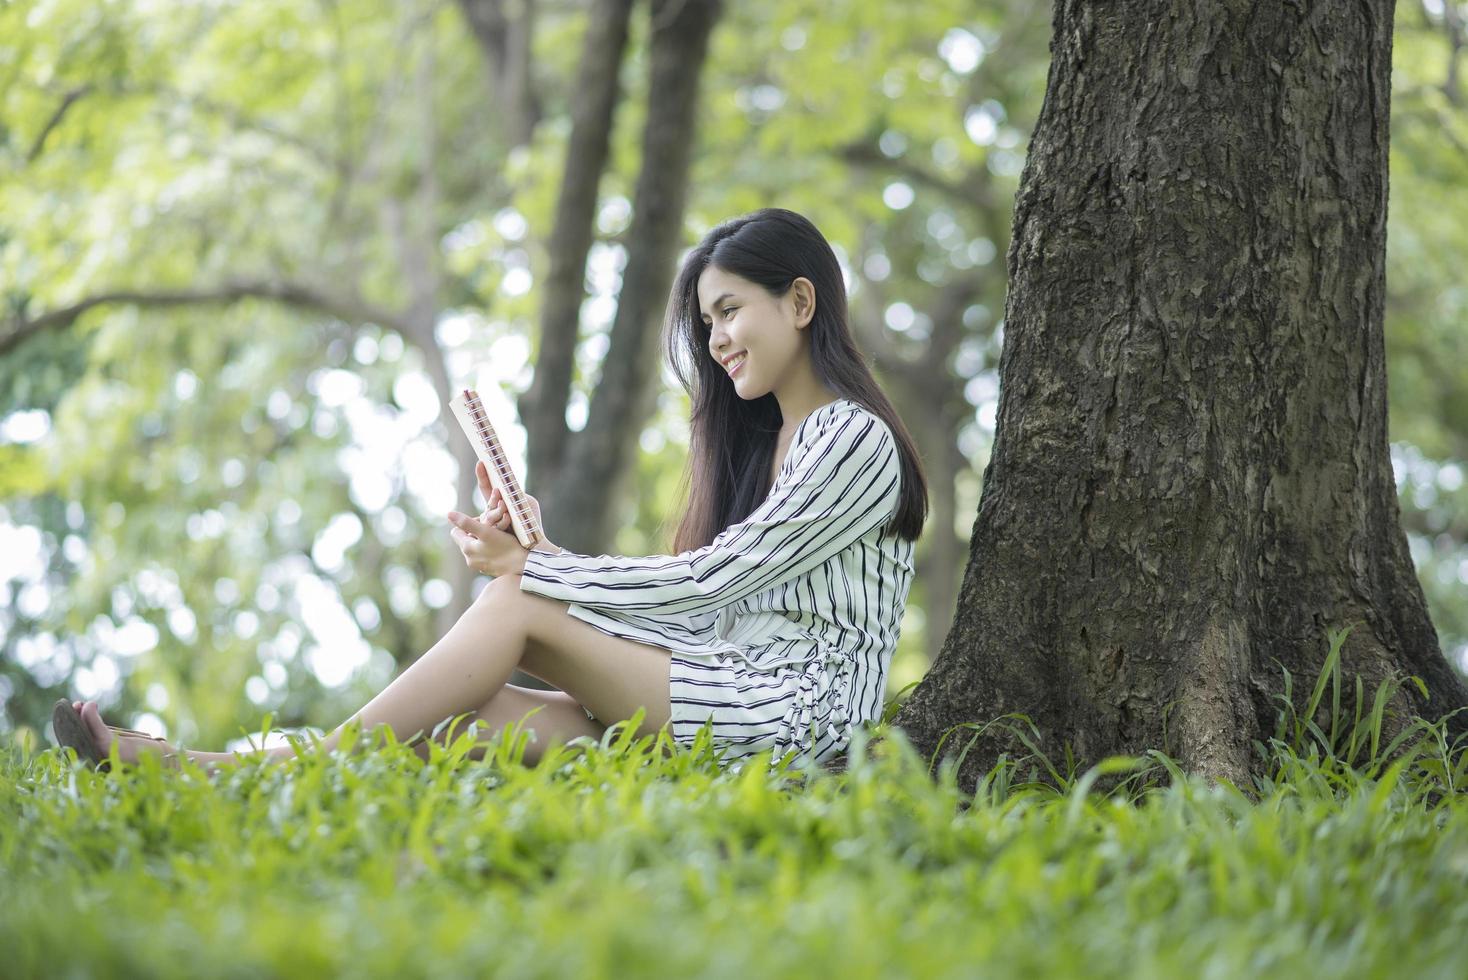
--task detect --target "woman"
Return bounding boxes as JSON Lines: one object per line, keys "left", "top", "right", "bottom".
{"left": 53, "top": 207, "right": 929, "bottom": 772}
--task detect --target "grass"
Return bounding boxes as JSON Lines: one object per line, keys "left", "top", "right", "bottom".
{"left": 3, "top": 628, "right": 1467, "bottom": 979}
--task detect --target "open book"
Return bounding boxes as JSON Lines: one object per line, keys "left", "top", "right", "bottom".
{"left": 448, "top": 388, "right": 543, "bottom": 550}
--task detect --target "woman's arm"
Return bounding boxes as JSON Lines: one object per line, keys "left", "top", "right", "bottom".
{"left": 518, "top": 410, "right": 899, "bottom": 616}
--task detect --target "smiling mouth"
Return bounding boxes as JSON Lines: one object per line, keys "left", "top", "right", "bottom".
{"left": 726, "top": 352, "right": 748, "bottom": 376}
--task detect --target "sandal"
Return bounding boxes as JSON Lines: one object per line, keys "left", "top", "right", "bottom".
{"left": 50, "top": 698, "right": 173, "bottom": 772}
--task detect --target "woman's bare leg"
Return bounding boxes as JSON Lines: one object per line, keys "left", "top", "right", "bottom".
{"left": 78, "top": 573, "right": 669, "bottom": 770}
{"left": 404, "top": 684, "right": 607, "bottom": 766}
{"left": 77, "top": 684, "right": 605, "bottom": 772}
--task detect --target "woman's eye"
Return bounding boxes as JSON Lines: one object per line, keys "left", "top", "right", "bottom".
{"left": 722, "top": 307, "right": 736, "bottom": 318}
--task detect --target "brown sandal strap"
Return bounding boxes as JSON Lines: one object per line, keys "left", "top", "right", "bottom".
{"left": 108, "top": 725, "right": 171, "bottom": 743}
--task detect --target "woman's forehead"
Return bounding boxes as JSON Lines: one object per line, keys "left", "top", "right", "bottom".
{"left": 696, "top": 265, "right": 748, "bottom": 305}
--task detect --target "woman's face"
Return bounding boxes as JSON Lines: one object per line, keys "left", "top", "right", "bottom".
{"left": 699, "top": 264, "right": 815, "bottom": 401}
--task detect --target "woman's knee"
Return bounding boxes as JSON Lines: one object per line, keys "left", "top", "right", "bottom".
{"left": 467, "top": 575, "right": 540, "bottom": 644}
{"left": 472, "top": 573, "right": 523, "bottom": 607}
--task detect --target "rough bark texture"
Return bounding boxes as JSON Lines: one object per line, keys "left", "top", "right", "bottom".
{"left": 890, "top": 0, "right": 1468, "bottom": 793}
{"left": 551, "top": 0, "right": 725, "bottom": 552}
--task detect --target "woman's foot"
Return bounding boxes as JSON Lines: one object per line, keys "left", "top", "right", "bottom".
{"left": 72, "top": 699, "right": 180, "bottom": 768}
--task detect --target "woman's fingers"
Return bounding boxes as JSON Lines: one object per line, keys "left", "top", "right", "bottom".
{"left": 470, "top": 500, "right": 512, "bottom": 532}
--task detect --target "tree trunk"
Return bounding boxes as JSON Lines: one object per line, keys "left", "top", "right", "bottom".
{"left": 885, "top": 279, "right": 982, "bottom": 668}
{"left": 891, "top": 0, "right": 1468, "bottom": 792}
{"left": 552, "top": 0, "right": 725, "bottom": 552}
{"left": 456, "top": 0, "right": 542, "bottom": 147}
{"left": 517, "top": 0, "right": 637, "bottom": 499}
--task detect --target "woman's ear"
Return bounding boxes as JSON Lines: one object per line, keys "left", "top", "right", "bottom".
{"left": 792, "top": 277, "right": 816, "bottom": 328}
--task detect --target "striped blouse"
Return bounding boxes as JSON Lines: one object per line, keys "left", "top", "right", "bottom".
{"left": 517, "top": 398, "right": 915, "bottom": 744}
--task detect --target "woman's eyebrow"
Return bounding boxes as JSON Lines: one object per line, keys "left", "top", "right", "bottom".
{"left": 700, "top": 292, "right": 735, "bottom": 321}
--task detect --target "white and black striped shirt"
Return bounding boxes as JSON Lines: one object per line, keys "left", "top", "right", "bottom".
{"left": 518, "top": 398, "right": 915, "bottom": 734}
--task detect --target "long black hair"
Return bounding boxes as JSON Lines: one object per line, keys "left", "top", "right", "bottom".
{"left": 660, "top": 207, "right": 928, "bottom": 553}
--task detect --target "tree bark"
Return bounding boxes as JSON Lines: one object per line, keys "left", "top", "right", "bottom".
{"left": 891, "top": 0, "right": 1468, "bottom": 792}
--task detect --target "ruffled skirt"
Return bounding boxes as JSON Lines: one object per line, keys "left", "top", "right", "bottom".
{"left": 668, "top": 647, "right": 857, "bottom": 768}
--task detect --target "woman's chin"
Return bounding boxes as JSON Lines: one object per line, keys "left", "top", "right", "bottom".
{"left": 731, "top": 372, "right": 760, "bottom": 396}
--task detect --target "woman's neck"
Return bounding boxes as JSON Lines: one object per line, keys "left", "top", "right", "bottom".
{"left": 774, "top": 386, "right": 842, "bottom": 437}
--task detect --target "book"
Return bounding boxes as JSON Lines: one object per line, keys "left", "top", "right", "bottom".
{"left": 448, "top": 388, "right": 543, "bottom": 550}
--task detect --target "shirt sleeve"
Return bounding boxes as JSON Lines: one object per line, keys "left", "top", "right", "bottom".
{"left": 517, "top": 409, "right": 901, "bottom": 617}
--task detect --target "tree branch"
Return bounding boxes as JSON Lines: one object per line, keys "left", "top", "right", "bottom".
{"left": 24, "top": 78, "right": 342, "bottom": 173}
{"left": 835, "top": 138, "right": 1000, "bottom": 212}
{"left": 1, "top": 280, "right": 414, "bottom": 357}
{"left": 28, "top": 84, "right": 95, "bottom": 162}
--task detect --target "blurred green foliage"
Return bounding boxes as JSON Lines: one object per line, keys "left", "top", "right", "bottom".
{"left": 2, "top": 0, "right": 1466, "bottom": 749}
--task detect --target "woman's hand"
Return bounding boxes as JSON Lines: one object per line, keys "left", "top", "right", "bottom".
{"left": 446, "top": 461, "right": 549, "bottom": 576}
{"left": 476, "top": 461, "right": 544, "bottom": 537}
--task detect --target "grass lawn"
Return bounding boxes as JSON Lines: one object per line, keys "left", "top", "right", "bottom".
{"left": 4, "top": 645, "right": 1467, "bottom": 979}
